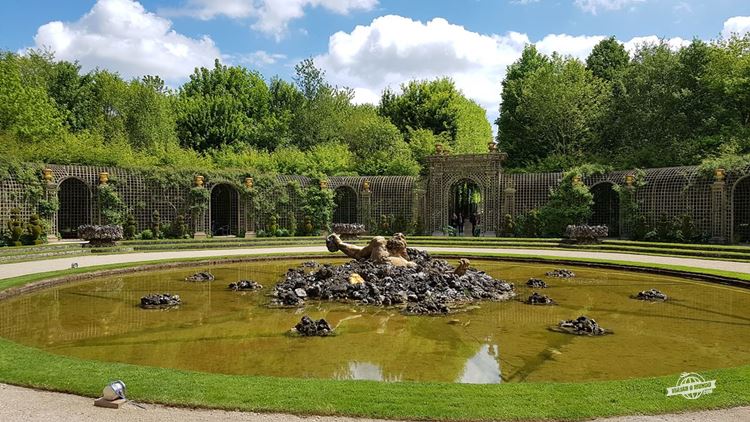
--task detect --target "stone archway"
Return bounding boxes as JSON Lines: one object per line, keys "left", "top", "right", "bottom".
{"left": 590, "top": 182, "right": 620, "bottom": 237}
{"left": 450, "top": 178, "right": 483, "bottom": 236}
{"left": 732, "top": 176, "right": 750, "bottom": 243}
{"left": 210, "top": 183, "right": 239, "bottom": 236}
{"left": 57, "top": 178, "right": 91, "bottom": 239}
{"left": 333, "top": 186, "right": 358, "bottom": 224}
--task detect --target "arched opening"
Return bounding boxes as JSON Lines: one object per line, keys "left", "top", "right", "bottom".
{"left": 58, "top": 178, "right": 91, "bottom": 239}
{"left": 210, "top": 183, "right": 239, "bottom": 236}
{"left": 590, "top": 182, "right": 620, "bottom": 237}
{"left": 333, "top": 186, "right": 357, "bottom": 224}
{"left": 450, "top": 179, "right": 482, "bottom": 236}
{"left": 733, "top": 176, "right": 750, "bottom": 244}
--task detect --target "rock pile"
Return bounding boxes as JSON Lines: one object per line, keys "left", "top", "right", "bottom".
{"left": 272, "top": 249, "right": 515, "bottom": 314}
{"left": 140, "top": 293, "right": 181, "bottom": 309}
{"left": 556, "top": 315, "right": 608, "bottom": 336}
{"left": 634, "top": 288, "right": 668, "bottom": 301}
{"left": 546, "top": 269, "right": 576, "bottom": 278}
{"left": 293, "top": 316, "right": 333, "bottom": 336}
{"left": 526, "top": 292, "right": 555, "bottom": 305}
{"left": 185, "top": 272, "right": 214, "bottom": 282}
{"left": 526, "top": 278, "right": 547, "bottom": 288}
{"left": 229, "top": 280, "right": 263, "bottom": 291}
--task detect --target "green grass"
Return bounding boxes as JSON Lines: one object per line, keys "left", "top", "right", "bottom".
{"left": 1, "top": 249, "right": 749, "bottom": 420}
{"left": 0, "top": 337, "right": 747, "bottom": 421}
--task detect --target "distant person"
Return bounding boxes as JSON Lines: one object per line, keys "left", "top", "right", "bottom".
{"left": 457, "top": 212, "right": 464, "bottom": 235}
{"left": 451, "top": 213, "right": 458, "bottom": 231}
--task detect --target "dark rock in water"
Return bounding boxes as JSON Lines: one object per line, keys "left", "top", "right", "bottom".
{"left": 526, "top": 278, "right": 547, "bottom": 288}
{"left": 556, "top": 315, "right": 608, "bottom": 336}
{"left": 545, "top": 269, "right": 575, "bottom": 278}
{"left": 302, "top": 261, "right": 319, "bottom": 268}
{"left": 229, "top": 280, "right": 263, "bottom": 291}
{"left": 140, "top": 293, "right": 181, "bottom": 309}
{"left": 294, "top": 316, "right": 333, "bottom": 336}
{"left": 272, "top": 248, "right": 515, "bottom": 315}
{"left": 186, "top": 271, "right": 214, "bottom": 282}
{"left": 634, "top": 288, "right": 667, "bottom": 301}
{"left": 526, "top": 292, "right": 555, "bottom": 305}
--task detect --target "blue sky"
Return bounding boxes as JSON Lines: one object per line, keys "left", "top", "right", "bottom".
{"left": 2, "top": 0, "right": 749, "bottom": 126}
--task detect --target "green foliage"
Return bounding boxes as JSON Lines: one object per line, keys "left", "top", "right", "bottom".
{"left": 379, "top": 78, "right": 490, "bottom": 154}
{"left": 189, "top": 187, "right": 210, "bottom": 217}
{"left": 514, "top": 210, "right": 542, "bottom": 238}
{"left": 168, "top": 214, "right": 189, "bottom": 239}
{"left": 301, "top": 183, "right": 335, "bottom": 234}
{"left": 613, "top": 169, "right": 647, "bottom": 240}
{"left": 5, "top": 208, "right": 25, "bottom": 246}
{"left": 500, "top": 214, "right": 516, "bottom": 237}
{"left": 139, "top": 229, "right": 154, "bottom": 240}
{"left": 151, "top": 210, "right": 163, "bottom": 239}
{"left": 287, "top": 211, "right": 297, "bottom": 236}
{"left": 123, "top": 214, "right": 137, "bottom": 240}
{"left": 538, "top": 165, "right": 608, "bottom": 236}
{"left": 26, "top": 214, "right": 44, "bottom": 245}
{"left": 97, "top": 184, "right": 125, "bottom": 225}
{"left": 586, "top": 37, "right": 630, "bottom": 81}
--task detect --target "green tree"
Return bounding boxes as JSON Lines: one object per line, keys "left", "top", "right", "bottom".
{"left": 586, "top": 37, "right": 630, "bottom": 81}
{"left": 175, "top": 59, "right": 273, "bottom": 151}
{"left": 379, "top": 78, "right": 490, "bottom": 153}
{"left": 496, "top": 45, "right": 550, "bottom": 166}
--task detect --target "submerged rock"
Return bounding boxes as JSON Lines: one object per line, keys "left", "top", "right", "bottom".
{"left": 272, "top": 248, "right": 515, "bottom": 315}
{"left": 634, "top": 288, "right": 668, "bottom": 301}
{"left": 555, "top": 315, "right": 608, "bottom": 336}
{"left": 526, "top": 292, "right": 556, "bottom": 305}
{"left": 185, "top": 271, "right": 214, "bottom": 282}
{"left": 140, "top": 293, "right": 181, "bottom": 309}
{"left": 526, "top": 278, "right": 547, "bottom": 288}
{"left": 546, "top": 269, "right": 576, "bottom": 278}
{"left": 294, "top": 316, "right": 333, "bottom": 336}
{"left": 228, "top": 280, "right": 263, "bottom": 291}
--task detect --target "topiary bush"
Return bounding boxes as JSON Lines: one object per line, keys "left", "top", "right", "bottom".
{"left": 26, "top": 214, "right": 45, "bottom": 245}
{"left": 6, "top": 208, "right": 25, "bottom": 246}
{"left": 151, "top": 210, "right": 163, "bottom": 239}
{"left": 123, "top": 213, "right": 137, "bottom": 240}
{"left": 499, "top": 214, "right": 515, "bottom": 237}
{"left": 169, "top": 214, "right": 189, "bottom": 239}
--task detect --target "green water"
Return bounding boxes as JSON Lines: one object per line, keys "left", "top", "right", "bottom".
{"left": 0, "top": 259, "right": 748, "bottom": 383}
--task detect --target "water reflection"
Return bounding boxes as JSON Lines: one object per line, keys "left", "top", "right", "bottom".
{"left": 335, "top": 361, "right": 402, "bottom": 382}
{"left": 457, "top": 344, "right": 501, "bottom": 384}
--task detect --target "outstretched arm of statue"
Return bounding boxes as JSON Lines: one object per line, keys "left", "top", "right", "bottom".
{"left": 327, "top": 233, "right": 372, "bottom": 259}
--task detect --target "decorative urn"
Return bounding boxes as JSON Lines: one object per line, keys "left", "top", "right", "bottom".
{"left": 99, "top": 172, "right": 109, "bottom": 185}
{"left": 194, "top": 175, "right": 204, "bottom": 187}
{"left": 42, "top": 168, "right": 54, "bottom": 182}
{"left": 244, "top": 177, "right": 254, "bottom": 189}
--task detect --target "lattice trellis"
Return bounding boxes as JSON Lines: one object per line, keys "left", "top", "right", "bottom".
{"left": 0, "top": 161, "right": 748, "bottom": 243}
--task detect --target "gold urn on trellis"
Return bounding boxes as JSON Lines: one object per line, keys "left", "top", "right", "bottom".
{"left": 572, "top": 175, "right": 583, "bottom": 186}
{"left": 99, "top": 172, "right": 109, "bottom": 185}
{"left": 715, "top": 168, "right": 726, "bottom": 182}
{"left": 194, "top": 175, "right": 204, "bottom": 187}
{"left": 625, "top": 174, "right": 635, "bottom": 186}
{"left": 319, "top": 179, "right": 329, "bottom": 189}
{"left": 363, "top": 180, "right": 371, "bottom": 192}
{"left": 42, "top": 168, "right": 54, "bottom": 182}
{"left": 244, "top": 177, "right": 254, "bottom": 189}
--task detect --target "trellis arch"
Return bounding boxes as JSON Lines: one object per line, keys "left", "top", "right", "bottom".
{"left": 589, "top": 181, "right": 620, "bottom": 237}
{"left": 209, "top": 183, "right": 240, "bottom": 236}
{"left": 333, "top": 185, "right": 358, "bottom": 224}
{"left": 731, "top": 175, "right": 750, "bottom": 243}
{"left": 57, "top": 177, "right": 92, "bottom": 239}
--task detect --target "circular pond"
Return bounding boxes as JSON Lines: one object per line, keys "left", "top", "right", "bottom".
{"left": 0, "top": 259, "right": 748, "bottom": 383}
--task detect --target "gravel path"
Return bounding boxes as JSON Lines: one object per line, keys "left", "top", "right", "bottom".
{"left": 1, "top": 383, "right": 748, "bottom": 422}
{"left": 1, "top": 246, "right": 748, "bottom": 421}
{"left": 1, "top": 245, "right": 750, "bottom": 280}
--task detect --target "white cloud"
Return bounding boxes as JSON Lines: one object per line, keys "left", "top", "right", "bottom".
{"left": 722, "top": 16, "right": 750, "bottom": 38}
{"left": 574, "top": 0, "right": 645, "bottom": 14}
{"left": 26, "top": 0, "right": 220, "bottom": 84}
{"left": 315, "top": 14, "right": 717, "bottom": 133}
{"left": 316, "top": 15, "right": 529, "bottom": 124}
{"left": 168, "top": 0, "right": 378, "bottom": 40}
{"left": 536, "top": 34, "right": 605, "bottom": 60}
{"left": 235, "top": 50, "right": 287, "bottom": 66}
{"left": 623, "top": 35, "right": 690, "bottom": 54}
